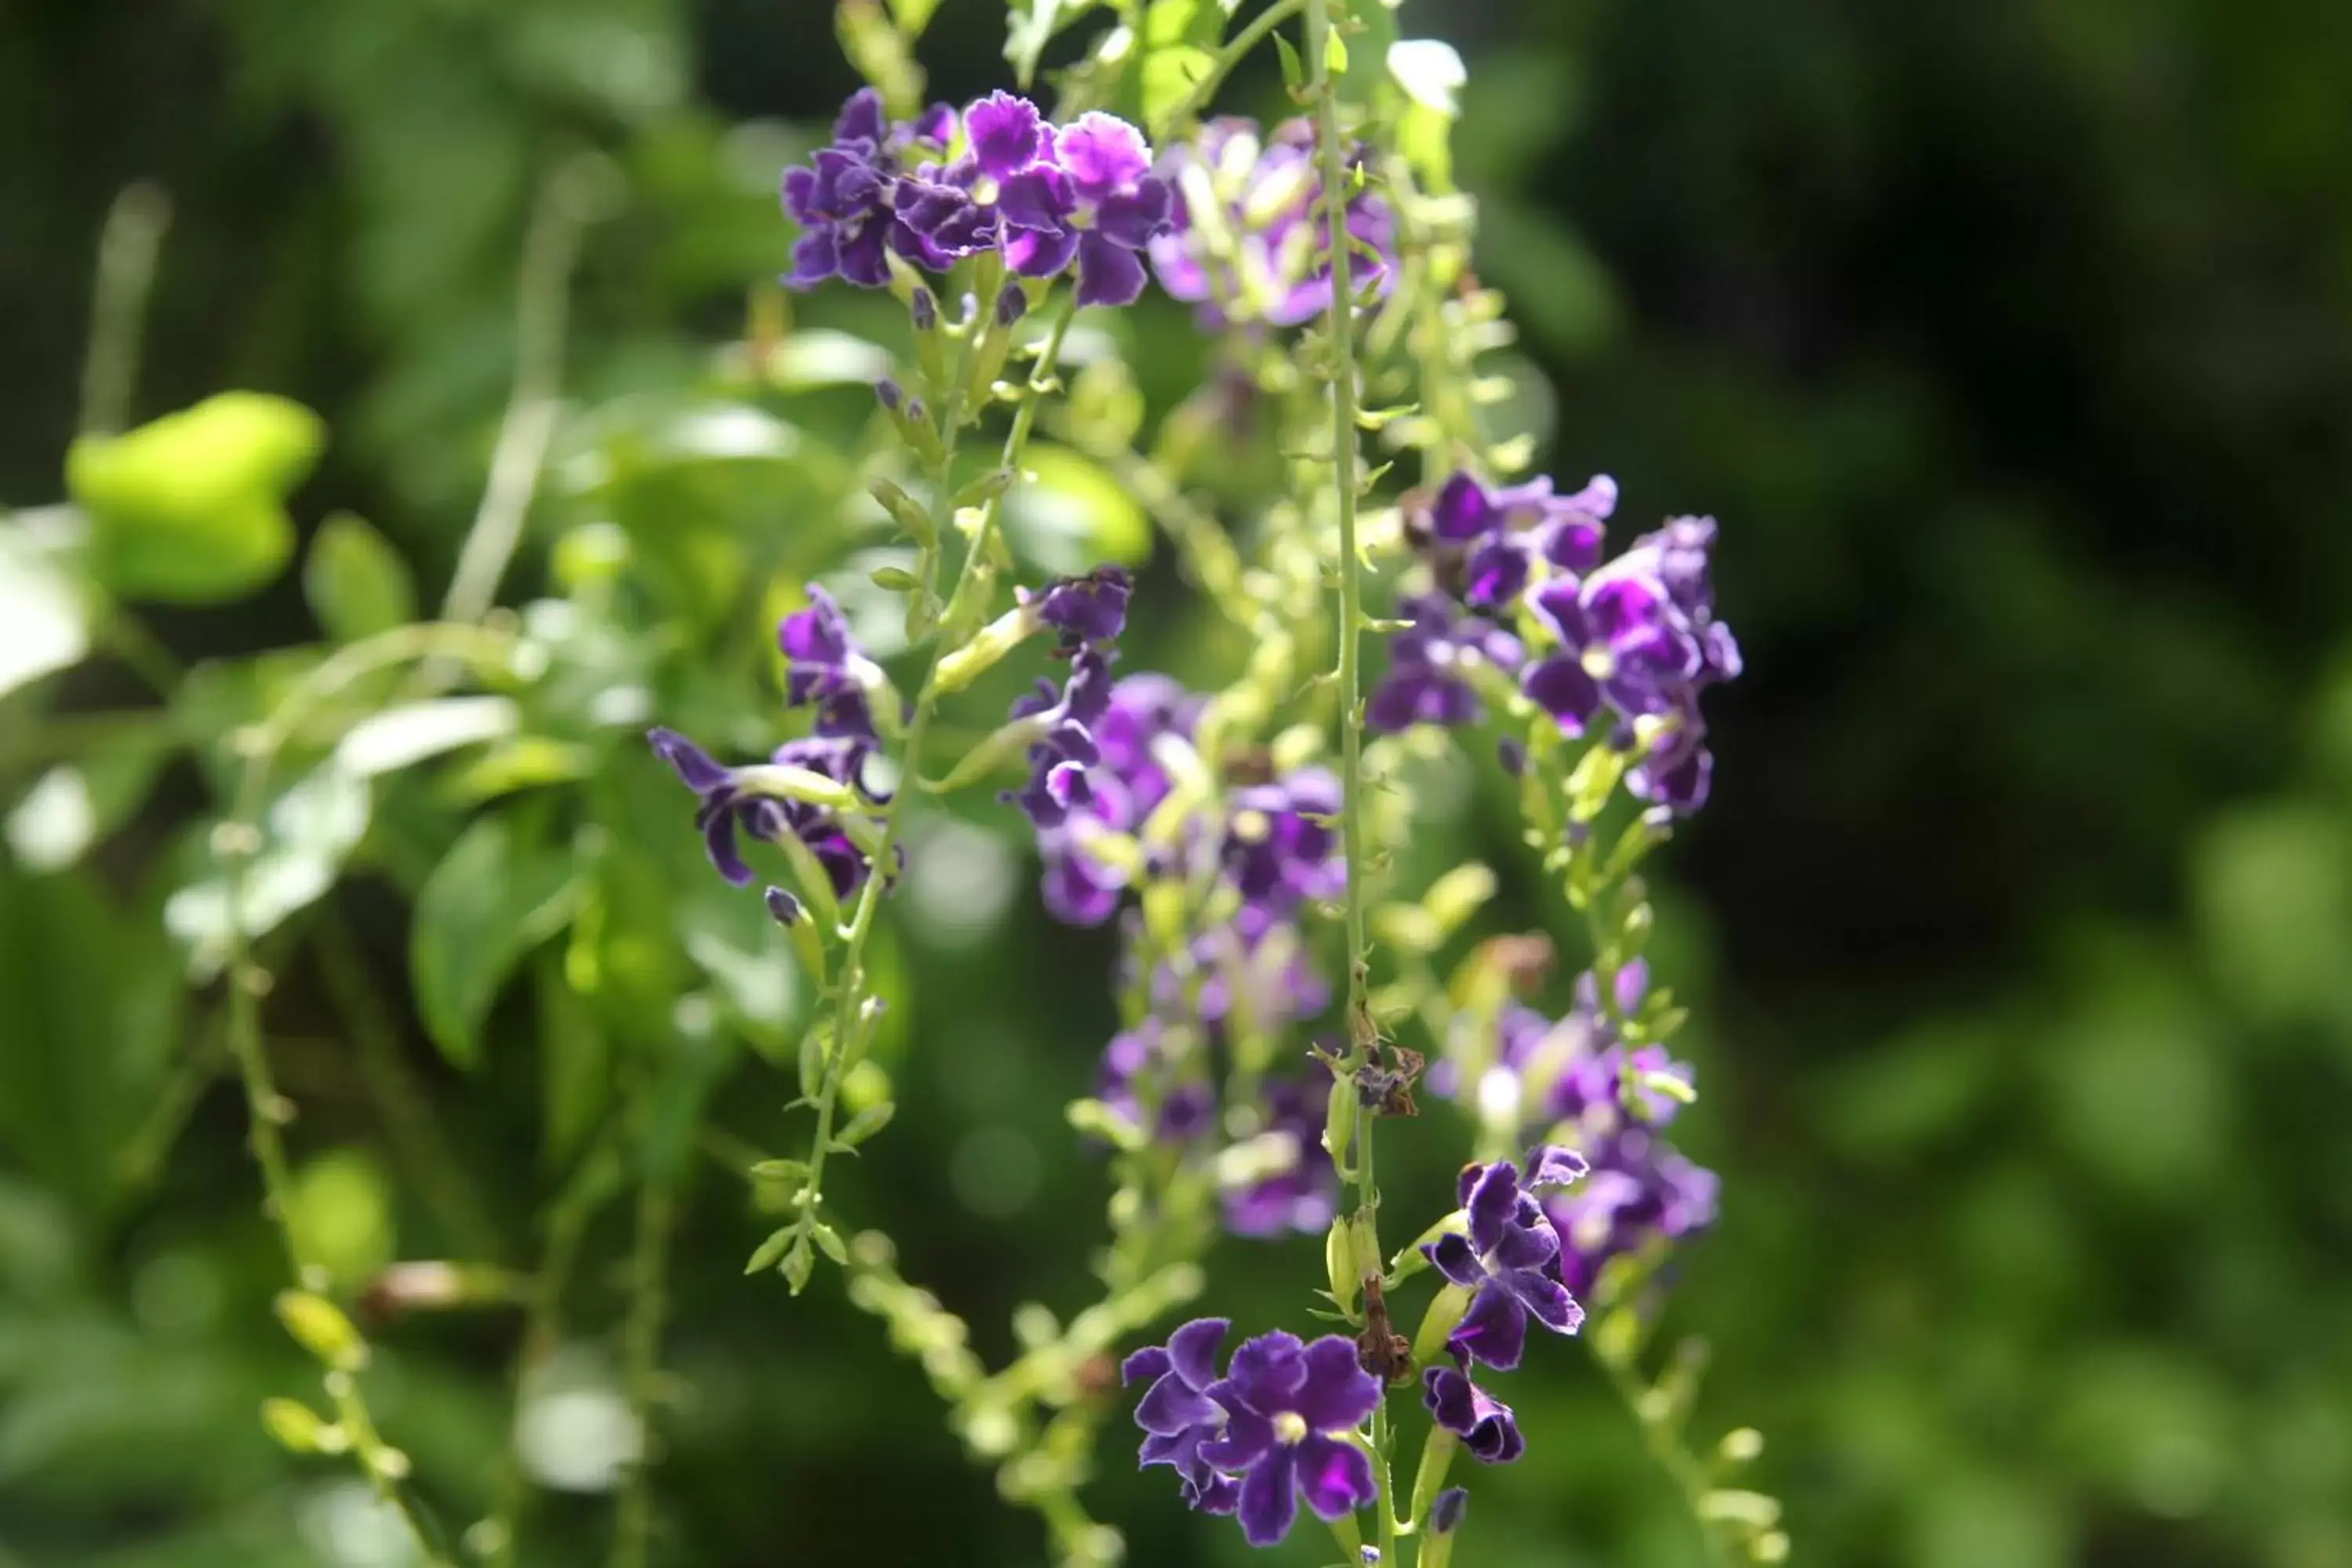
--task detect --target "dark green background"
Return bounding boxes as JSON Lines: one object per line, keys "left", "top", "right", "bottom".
{"left": 6, "top": 1, "right": 2352, "bottom": 1564}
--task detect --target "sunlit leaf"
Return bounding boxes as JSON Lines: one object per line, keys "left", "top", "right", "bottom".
{"left": 1002, "top": 445, "right": 1153, "bottom": 574}
{"left": 0, "top": 508, "right": 93, "bottom": 701}
{"left": 68, "top": 393, "right": 324, "bottom": 603}
{"left": 333, "top": 696, "right": 521, "bottom": 779}
{"left": 163, "top": 764, "right": 372, "bottom": 980}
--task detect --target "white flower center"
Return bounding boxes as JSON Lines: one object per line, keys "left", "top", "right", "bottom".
{"left": 1272, "top": 1410, "right": 1309, "bottom": 1446}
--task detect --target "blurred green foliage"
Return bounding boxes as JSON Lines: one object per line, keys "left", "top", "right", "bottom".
{"left": 3, "top": 1, "right": 2351, "bottom": 1566}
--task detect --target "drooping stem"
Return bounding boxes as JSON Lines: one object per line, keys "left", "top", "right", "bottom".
{"left": 785, "top": 296, "right": 1080, "bottom": 1284}
{"left": 612, "top": 1171, "right": 677, "bottom": 1568}
{"left": 79, "top": 181, "right": 170, "bottom": 437}
{"left": 438, "top": 155, "right": 604, "bottom": 629}
{"left": 1304, "top": 0, "right": 1402, "bottom": 1559}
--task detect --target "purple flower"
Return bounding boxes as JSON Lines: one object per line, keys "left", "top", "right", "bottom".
{"left": 1007, "top": 645, "right": 1118, "bottom": 830}
{"left": 1424, "top": 1156, "right": 1585, "bottom": 1370}
{"left": 1546, "top": 1130, "right": 1719, "bottom": 1297}
{"left": 1197, "top": 1330, "right": 1382, "bottom": 1545}
{"left": 1029, "top": 565, "right": 1131, "bottom": 649}
{"left": 1519, "top": 515, "right": 1740, "bottom": 814}
{"left": 782, "top": 89, "right": 982, "bottom": 287}
{"left": 1125, "top": 1318, "right": 1242, "bottom": 1516}
{"left": 1221, "top": 769, "right": 1345, "bottom": 922}
{"left": 1022, "top": 672, "right": 1201, "bottom": 927}
{"left": 1222, "top": 1076, "right": 1339, "bottom": 1239}
{"left": 1367, "top": 593, "right": 1524, "bottom": 734}
{"left": 1148, "top": 118, "right": 1398, "bottom": 329}
{"left": 1422, "top": 1364, "right": 1525, "bottom": 1464}
{"left": 646, "top": 728, "right": 876, "bottom": 896}
{"left": 1000, "top": 113, "right": 1174, "bottom": 306}
{"left": 778, "top": 586, "right": 884, "bottom": 742}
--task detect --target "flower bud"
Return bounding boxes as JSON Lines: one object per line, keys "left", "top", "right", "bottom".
{"left": 995, "top": 283, "right": 1029, "bottom": 326}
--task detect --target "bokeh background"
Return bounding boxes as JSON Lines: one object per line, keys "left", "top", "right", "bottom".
{"left": 7, "top": 1, "right": 2352, "bottom": 1565}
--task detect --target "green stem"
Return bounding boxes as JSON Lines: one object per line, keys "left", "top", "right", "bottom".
{"left": 78, "top": 181, "right": 170, "bottom": 437}
{"left": 485, "top": 1128, "right": 615, "bottom": 1568}
{"left": 786, "top": 297, "right": 1079, "bottom": 1283}
{"left": 1592, "top": 1345, "right": 1738, "bottom": 1568}
{"left": 612, "top": 1173, "right": 677, "bottom": 1568}
{"left": 1159, "top": 0, "right": 1307, "bottom": 130}
{"left": 437, "top": 154, "right": 602, "bottom": 630}
{"left": 1304, "top": 2, "right": 1403, "bottom": 1559}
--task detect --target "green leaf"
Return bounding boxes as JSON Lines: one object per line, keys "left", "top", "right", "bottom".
{"left": 411, "top": 817, "right": 583, "bottom": 1069}
{"left": 833, "top": 1102, "right": 895, "bottom": 1150}
{"left": 333, "top": 696, "right": 520, "bottom": 780}
{"left": 808, "top": 1219, "right": 849, "bottom": 1266}
{"left": 0, "top": 509, "right": 92, "bottom": 700}
{"left": 1002, "top": 446, "right": 1154, "bottom": 574}
{"left": 0, "top": 866, "right": 179, "bottom": 1212}
{"left": 163, "top": 764, "right": 372, "bottom": 979}
{"left": 1273, "top": 31, "right": 1307, "bottom": 96}
{"left": 68, "top": 392, "right": 324, "bottom": 603}
{"left": 745, "top": 1225, "right": 797, "bottom": 1276}
{"left": 1142, "top": 45, "right": 1216, "bottom": 132}
{"left": 304, "top": 511, "right": 416, "bottom": 641}
{"left": 536, "top": 952, "right": 611, "bottom": 1168}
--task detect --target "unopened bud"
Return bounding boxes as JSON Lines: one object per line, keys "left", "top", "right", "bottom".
{"left": 910, "top": 287, "right": 938, "bottom": 332}
{"left": 995, "top": 284, "right": 1028, "bottom": 326}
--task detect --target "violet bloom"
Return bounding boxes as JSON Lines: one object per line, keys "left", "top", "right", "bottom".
{"left": 1148, "top": 118, "right": 1398, "bottom": 328}
{"left": 1025, "top": 672, "right": 1202, "bottom": 927}
{"left": 1125, "top": 1317, "right": 1242, "bottom": 1516}
{"left": 1000, "top": 113, "right": 1174, "bottom": 306}
{"left": 1422, "top": 1364, "right": 1525, "bottom": 1464}
{"left": 1546, "top": 1129, "right": 1720, "bottom": 1297}
{"left": 778, "top": 586, "right": 884, "bottom": 741}
{"left": 1222, "top": 1077, "right": 1338, "bottom": 1239}
{"left": 1198, "top": 1330, "right": 1382, "bottom": 1545}
{"left": 1367, "top": 593, "right": 1524, "bottom": 734}
{"left": 1519, "top": 515, "right": 1740, "bottom": 814}
{"left": 1007, "top": 645, "right": 1116, "bottom": 830}
{"left": 646, "top": 729, "right": 873, "bottom": 896}
{"left": 1419, "top": 471, "right": 1616, "bottom": 604}
{"left": 1029, "top": 565, "right": 1131, "bottom": 650}
{"left": 782, "top": 89, "right": 979, "bottom": 287}
{"left": 1221, "top": 768, "right": 1345, "bottom": 923}
{"left": 1424, "top": 1154, "right": 1586, "bottom": 1370}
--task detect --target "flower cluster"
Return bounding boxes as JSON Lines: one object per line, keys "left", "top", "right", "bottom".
{"left": 1124, "top": 1320, "right": 1381, "bottom": 1547}
{"left": 1450, "top": 961, "right": 1721, "bottom": 1296}
{"left": 1379, "top": 470, "right": 1741, "bottom": 813}
{"left": 783, "top": 89, "right": 1175, "bottom": 307}
{"left": 1147, "top": 117, "right": 1399, "bottom": 329}
{"left": 646, "top": 587, "right": 891, "bottom": 902}
{"left": 1423, "top": 1149, "right": 1589, "bottom": 1372}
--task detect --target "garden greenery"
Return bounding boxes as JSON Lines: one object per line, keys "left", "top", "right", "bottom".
{"left": 2, "top": 2, "right": 1780, "bottom": 1564}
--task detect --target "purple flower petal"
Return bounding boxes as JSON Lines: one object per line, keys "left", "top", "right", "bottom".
{"left": 1525, "top": 1145, "right": 1591, "bottom": 1190}
{"left": 1292, "top": 1336, "right": 1381, "bottom": 1432}
{"left": 1295, "top": 1434, "right": 1375, "bottom": 1519}
{"left": 1094, "top": 180, "right": 1174, "bottom": 247}
{"left": 1236, "top": 1445, "right": 1299, "bottom": 1546}
{"left": 965, "top": 91, "right": 1044, "bottom": 178}
{"left": 1448, "top": 1282, "right": 1528, "bottom": 1371}
{"left": 1167, "top": 1317, "right": 1229, "bottom": 1391}
{"left": 1055, "top": 112, "right": 1152, "bottom": 200}
{"left": 647, "top": 728, "right": 729, "bottom": 793}
{"left": 1137, "top": 1374, "right": 1223, "bottom": 1436}
{"left": 1464, "top": 1161, "right": 1523, "bottom": 1258}
{"left": 1226, "top": 1330, "right": 1308, "bottom": 1412}
{"left": 1006, "top": 224, "right": 1080, "bottom": 278}
{"left": 1123, "top": 1346, "right": 1173, "bottom": 1385}
{"left": 997, "top": 166, "right": 1073, "bottom": 231}
{"left": 1425, "top": 1232, "right": 1483, "bottom": 1289}
{"left": 1505, "top": 1268, "right": 1584, "bottom": 1335}
{"left": 1523, "top": 655, "right": 1602, "bottom": 735}
{"left": 1075, "top": 232, "right": 1149, "bottom": 307}
{"left": 1199, "top": 1394, "right": 1272, "bottom": 1469}
{"left": 1430, "top": 473, "right": 1497, "bottom": 541}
